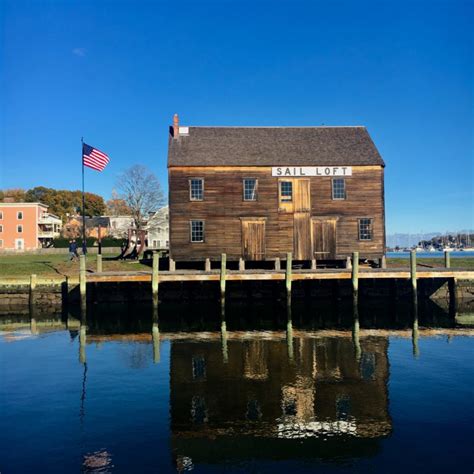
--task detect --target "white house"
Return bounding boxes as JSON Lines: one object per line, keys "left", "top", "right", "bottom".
{"left": 146, "top": 206, "right": 169, "bottom": 249}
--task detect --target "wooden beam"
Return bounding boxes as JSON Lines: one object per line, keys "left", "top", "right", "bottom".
{"left": 352, "top": 251, "right": 359, "bottom": 296}
{"left": 410, "top": 250, "right": 417, "bottom": 293}
{"left": 444, "top": 250, "right": 451, "bottom": 269}
{"left": 220, "top": 253, "right": 227, "bottom": 298}
{"left": 96, "top": 254, "right": 103, "bottom": 273}
{"left": 152, "top": 251, "right": 159, "bottom": 305}
{"left": 286, "top": 252, "right": 292, "bottom": 297}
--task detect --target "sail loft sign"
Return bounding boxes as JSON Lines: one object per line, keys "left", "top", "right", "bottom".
{"left": 272, "top": 166, "right": 352, "bottom": 177}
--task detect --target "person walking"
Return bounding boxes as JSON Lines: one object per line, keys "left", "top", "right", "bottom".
{"left": 69, "top": 239, "right": 79, "bottom": 261}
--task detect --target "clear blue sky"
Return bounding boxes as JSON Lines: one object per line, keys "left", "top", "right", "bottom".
{"left": 1, "top": 0, "right": 472, "bottom": 234}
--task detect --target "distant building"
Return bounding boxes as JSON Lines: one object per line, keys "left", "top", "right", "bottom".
{"left": 146, "top": 206, "right": 169, "bottom": 249}
{"left": 0, "top": 202, "right": 62, "bottom": 251}
{"left": 63, "top": 215, "right": 135, "bottom": 240}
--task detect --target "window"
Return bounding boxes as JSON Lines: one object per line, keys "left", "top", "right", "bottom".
{"left": 17, "top": 211, "right": 23, "bottom": 220}
{"left": 0, "top": 225, "right": 2, "bottom": 233}
{"left": 0, "top": 211, "right": 3, "bottom": 219}
{"left": 332, "top": 178, "right": 346, "bottom": 200}
{"left": 280, "top": 181, "right": 293, "bottom": 202}
{"left": 17, "top": 225, "right": 23, "bottom": 233}
{"left": 0, "top": 240, "right": 2, "bottom": 248}
{"left": 190, "top": 220, "right": 204, "bottom": 242}
{"left": 358, "top": 218, "right": 373, "bottom": 240}
{"left": 243, "top": 178, "right": 257, "bottom": 201}
{"left": 189, "top": 178, "right": 204, "bottom": 201}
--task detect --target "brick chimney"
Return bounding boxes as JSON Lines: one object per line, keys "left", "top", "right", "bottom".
{"left": 173, "top": 113, "right": 179, "bottom": 139}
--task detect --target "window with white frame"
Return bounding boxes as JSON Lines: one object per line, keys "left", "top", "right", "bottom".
{"left": 17, "top": 225, "right": 23, "bottom": 233}
{"left": 190, "top": 220, "right": 204, "bottom": 242}
{"left": 243, "top": 178, "right": 257, "bottom": 201}
{"left": 332, "top": 178, "right": 346, "bottom": 200}
{"left": 17, "top": 211, "right": 23, "bottom": 220}
{"left": 189, "top": 178, "right": 204, "bottom": 201}
{"left": 358, "top": 218, "right": 373, "bottom": 240}
{"left": 0, "top": 211, "right": 3, "bottom": 219}
{"left": 280, "top": 181, "right": 293, "bottom": 202}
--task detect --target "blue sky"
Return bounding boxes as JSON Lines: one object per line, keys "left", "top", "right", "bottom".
{"left": 1, "top": 0, "right": 472, "bottom": 234}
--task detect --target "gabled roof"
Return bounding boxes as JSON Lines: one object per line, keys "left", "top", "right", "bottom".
{"left": 168, "top": 126, "right": 384, "bottom": 167}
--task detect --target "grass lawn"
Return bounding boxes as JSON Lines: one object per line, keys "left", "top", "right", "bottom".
{"left": 0, "top": 254, "right": 472, "bottom": 279}
{"left": 0, "top": 254, "right": 150, "bottom": 278}
{"left": 386, "top": 257, "right": 474, "bottom": 270}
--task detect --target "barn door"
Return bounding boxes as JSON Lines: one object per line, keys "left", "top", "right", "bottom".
{"left": 294, "top": 213, "right": 312, "bottom": 260}
{"left": 293, "top": 179, "right": 312, "bottom": 259}
{"left": 242, "top": 219, "right": 266, "bottom": 260}
{"left": 312, "top": 219, "right": 337, "bottom": 259}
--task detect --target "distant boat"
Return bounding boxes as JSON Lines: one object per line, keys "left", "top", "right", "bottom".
{"left": 443, "top": 247, "right": 454, "bottom": 252}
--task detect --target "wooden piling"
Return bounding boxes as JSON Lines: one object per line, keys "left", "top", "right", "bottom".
{"left": 345, "top": 256, "right": 352, "bottom": 269}
{"left": 169, "top": 258, "right": 176, "bottom": 271}
{"left": 29, "top": 274, "right": 37, "bottom": 306}
{"left": 96, "top": 254, "right": 103, "bottom": 273}
{"left": 412, "top": 295, "right": 419, "bottom": 358}
{"left": 286, "top": 252, "right": 292, "bottom": 297}
{"left": 274, "top": 257, "right": 281, "bottom": 270}
{"left": 286, "top": 297, "right": 293, "bottom": 361}
{"left": 444, "top": 250, "right": 451, "bottom": 269}
{"left": 352, "top": 251, "right": 359, "bottom": 296}
{"left": 205, "top": 258, "right": 211, "bottom": 272}
{"left": 220, "top": 253, "right": 227, "bottom": 298}
{"left": 380, "top": 255, "right": 387, "bottom": 269}
{"left": 239, "top": 258, "right": 245, "bottom": 271}
{"left": 311, "top": 258, "right": 317, "bottom": 270}
{"left": 79, "top": 255, "right": 86, "bottom": 307}
{"left": 152, "top": 251, "right": 159, "bottom": 305}
{"left": 152, "top": 305, "right": 160, "bottom": 364}
{"left": 410, "top": 250, "right": 417, "bottom": 293}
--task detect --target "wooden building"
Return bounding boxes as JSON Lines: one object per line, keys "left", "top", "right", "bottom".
{"left": 168, "top": 115, "right": 385, "bottom": 263}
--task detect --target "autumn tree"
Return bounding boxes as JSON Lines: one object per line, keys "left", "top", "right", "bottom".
{"left": 0, "top": 188, "right": 26, "bottom": 202}
{"left": 106, "top": 190, "right": 132, "bottom": 216}
{"left": 24, "top": 187, "right": 106, "bottom": 220}
{"left": 116, "top": 165, "right": 165, "bottom": 229}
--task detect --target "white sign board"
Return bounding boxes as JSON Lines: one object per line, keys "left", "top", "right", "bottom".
{"left": 272, "top": 166, "right": 352, "bottom": 177}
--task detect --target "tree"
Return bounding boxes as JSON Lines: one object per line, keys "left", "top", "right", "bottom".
{"left": 24, "top": 186, "right": 105, "bottom": 220}
{"left": 0, "top": 188, "right": 26, "bottom": 202}
{"left": 106, "top": 190, "right": 132, "bottom": 216}
{"left": 116, "top": 165, "right": 165, "bottom": 229}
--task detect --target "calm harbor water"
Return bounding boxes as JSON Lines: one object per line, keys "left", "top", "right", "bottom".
{"left": 1, "top": 299, "right": 473, "bottom": 473}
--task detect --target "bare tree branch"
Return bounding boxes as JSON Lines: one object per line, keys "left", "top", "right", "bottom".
{"left": 116, "top": 165, "right": 165, "bottom": 229}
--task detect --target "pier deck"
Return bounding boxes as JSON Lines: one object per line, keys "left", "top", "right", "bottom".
{"left": 85, "top": 267, "right": 474, "bottom": 283}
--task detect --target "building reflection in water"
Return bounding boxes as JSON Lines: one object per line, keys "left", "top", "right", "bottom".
{"left": 170, "top": 330, "right": 391, "bottom": 464}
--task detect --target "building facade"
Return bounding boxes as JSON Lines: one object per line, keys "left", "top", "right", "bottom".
{"left": 168, "top": 115, "right": 386, "bottom": 262}
{"left": 0, "top": 202, "right": 62, "bottom": 251}
{"left": 146, "top": 206, "right": 169, "bottom": 249}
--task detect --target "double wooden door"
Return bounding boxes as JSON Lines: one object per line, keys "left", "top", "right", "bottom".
{"left": 293, "top": 180, "right": 312, "bottom": 260}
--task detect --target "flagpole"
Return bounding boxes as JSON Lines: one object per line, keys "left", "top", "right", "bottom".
{"left": 81, "top": 137, "right": 87, "bottom": 255}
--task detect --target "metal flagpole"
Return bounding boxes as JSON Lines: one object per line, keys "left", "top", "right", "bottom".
{"left": 81, "top": 137, "right": 87, "bottom": 255}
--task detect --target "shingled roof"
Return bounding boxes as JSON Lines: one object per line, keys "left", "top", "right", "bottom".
{"left": 168, "top": 126, "right": 384, "bottom": 167}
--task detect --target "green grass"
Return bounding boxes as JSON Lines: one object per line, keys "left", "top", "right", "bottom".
{"left": 0, "top": 254, "right": 149, "bottom": 278}
{"left": 387, "top": 257, "right": 474, "bottom": 269}
{"left": 0, "top": 254, "right": 472, "bottom": 279}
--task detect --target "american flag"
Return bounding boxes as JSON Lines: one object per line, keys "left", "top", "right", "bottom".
{"left": 82, "top": 143, "right": 110, "bottom": 171}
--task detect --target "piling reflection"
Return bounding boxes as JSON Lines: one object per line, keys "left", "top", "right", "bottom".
{"left": 152, "top": 305, "right": 160, "bottom": 364}
{"left": 412, "top": 296, "right": 419, "bottom": 358}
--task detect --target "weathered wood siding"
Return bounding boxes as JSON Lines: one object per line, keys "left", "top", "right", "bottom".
{"left": 169, "top": 166, "right": 385, "bottom": 260}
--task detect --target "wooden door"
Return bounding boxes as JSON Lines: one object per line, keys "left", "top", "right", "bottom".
{"left": 294, "top": 213, "right": 312, "bottom": 260}
{"left": 242, "top": 220, "right": 266, "bottom": 260}
{"left": 312, "top": 219, "right": 337, "bottom": 259}
{"left": 294, "top": 179, "right": 311, "bottom": 212}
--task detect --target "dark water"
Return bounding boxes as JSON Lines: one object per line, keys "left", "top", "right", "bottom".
{"left": 1, "top": 299, "right": 473, "bottom": 473}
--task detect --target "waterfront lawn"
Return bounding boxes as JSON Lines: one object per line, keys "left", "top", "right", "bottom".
{"left": 387, "top": 257, "right": 474, "bottom": 269}
{"left": 0, "top": 254, "right": 148, "bottom": 278}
